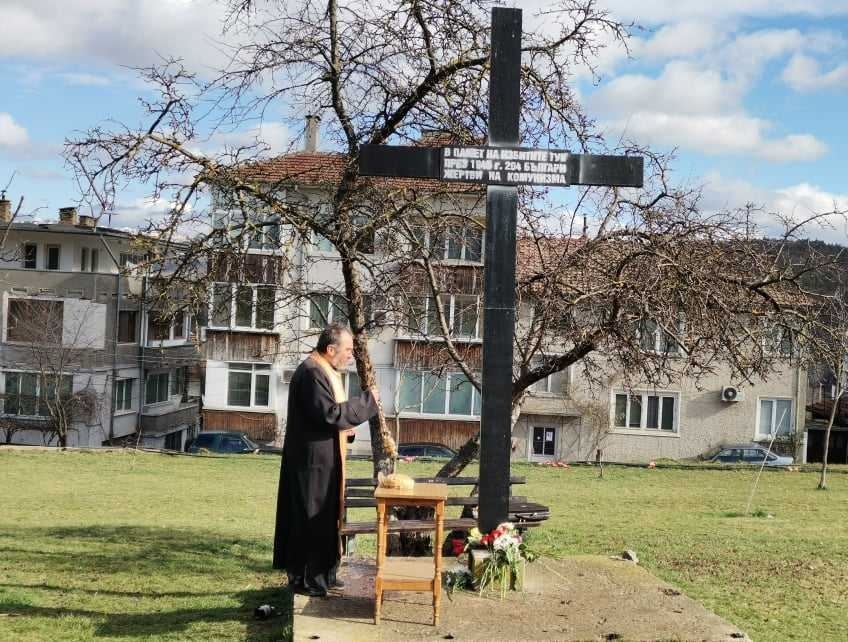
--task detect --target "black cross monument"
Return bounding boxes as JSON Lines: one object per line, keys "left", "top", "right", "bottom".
{"left": 359, "top": 7, "right": 643, "bottom": 533}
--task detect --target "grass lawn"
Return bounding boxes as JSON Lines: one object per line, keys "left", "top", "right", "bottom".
{"left": 0, "top": 449, "right": 846, "bottom": 642}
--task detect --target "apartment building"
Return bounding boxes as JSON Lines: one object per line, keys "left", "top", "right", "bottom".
{"left": 203, "top": 122, "right": 807, "bottom": 464}
{"left": 0, "top": 199, "right": 201, "bottom": 449}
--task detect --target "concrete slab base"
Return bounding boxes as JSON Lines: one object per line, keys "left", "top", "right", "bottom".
{"left": 293, "top": 555, "right": 750, "bottom": 642}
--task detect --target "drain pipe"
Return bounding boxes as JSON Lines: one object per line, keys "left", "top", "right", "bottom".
{"left": 99, "top": 234, "right": 121, "bottom": 442}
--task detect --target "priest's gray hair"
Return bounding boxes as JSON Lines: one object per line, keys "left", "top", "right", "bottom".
{"left": 316, "top": 322, "right": 351, "bottom": 353}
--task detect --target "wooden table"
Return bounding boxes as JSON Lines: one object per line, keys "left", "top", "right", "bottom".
{"left": 374, "top": 483, "right": 448, "bottom": 626}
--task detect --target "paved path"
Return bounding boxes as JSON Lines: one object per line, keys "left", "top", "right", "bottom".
{"left": 293, "top": 555, "right": 749, "bottom": 642}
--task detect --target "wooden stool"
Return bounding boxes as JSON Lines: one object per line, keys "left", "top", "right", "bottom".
{"left": 374, "top": 483, "right": 448, "bottom": 626}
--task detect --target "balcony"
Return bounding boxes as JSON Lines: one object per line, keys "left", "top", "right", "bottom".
{"left": 141, "top": 343, "right": 200, "bottom": 367}
{"left": 140, "top": 398, "right": 200, "bottom": 435}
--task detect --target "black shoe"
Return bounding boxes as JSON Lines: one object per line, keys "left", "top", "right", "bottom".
{"left": 294, "top": 586, "right": 328, "bottom": 598}
{"left": 330, "top": 579, "right": 345, "bottom": 589}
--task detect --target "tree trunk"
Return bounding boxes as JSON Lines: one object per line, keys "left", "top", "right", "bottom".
{"left": 339, "top": 255, "right": 396, "bottom": 476}
{"left": 818, "top": 392, "right": 840, "bottom": 490}
{"left": 435, "top": 392, "right": 524, "bottom": 478}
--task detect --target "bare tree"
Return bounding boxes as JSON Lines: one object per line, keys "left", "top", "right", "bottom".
{"left": 409, "top": 168, "right": 843, "bottom": 476}
{"left": 804, "top": 275, "right": 848, "bottom": 490}
{"left": 65, "top": 0, "right": 635, "bottom": 475}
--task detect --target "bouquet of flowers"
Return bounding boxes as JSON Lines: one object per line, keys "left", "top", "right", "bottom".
{"left": 465, "top": 522, "right": 538, "bottom": 597}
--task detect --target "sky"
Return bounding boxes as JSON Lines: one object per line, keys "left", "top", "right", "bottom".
{"left": 1, "top": 0, "right": 847, "bottom": 240}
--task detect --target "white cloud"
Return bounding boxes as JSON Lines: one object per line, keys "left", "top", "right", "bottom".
{"left": 608, "top": 111, "right": 827, "bottom": 162}
{"left": 108, "top": 195, "right": 197, "bottom": 231}
{"left": 207, "top": 122, "right": 291, "bottom": 157}
{"left": 718, "top": 28, "right": 807, "bottom": 81}
{"left": 58, "top": 72, "right": 111, "bottom": 87}
{"left": 0, "top": 113, "right": 29, "bottom": 148}
{"left": 590, "top": 61, "right": 741, "bottom": 116}
{"left": 0, "top": 1, "right": 234, "bottom": 73}
{"left": 632, "top": 21, "right": 723, "bottom": 60}
{"left": 600, "top": 0, "right": 848, "bottom": 25}
{"left": 782, "top": 54, "right": 848, "bottom": 91}
{"left": 699, "top": 171, "right": 848, "bottom": 242}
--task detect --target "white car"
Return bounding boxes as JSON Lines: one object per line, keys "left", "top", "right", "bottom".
{"left": 709, "top": 443, "right": 794, "bottom": 466}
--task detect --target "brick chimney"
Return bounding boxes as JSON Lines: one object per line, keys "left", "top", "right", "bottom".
{"left": 0, "top": 193, "right": 11, "bottom": 223}
{"left": 78, "top": 214, "right": 96, "bottom": 228}
{"left": 304, "top": 114, "right": 321, "bottom": 152}
{"left": 59, "top": 206, "right": 79, "bottom": 225}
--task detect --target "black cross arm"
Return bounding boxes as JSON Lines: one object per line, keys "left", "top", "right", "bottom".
{"left": 358, "top": 144, "right": 643, "bottom": 188}
{"left": 359, "top": 144, "right": 442, "bottom": 180}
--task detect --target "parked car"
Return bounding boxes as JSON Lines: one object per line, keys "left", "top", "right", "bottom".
{"left": 185, "top": 431, "right": 282, "bottom": 455}
{"left": 396, "top": 442, "right": 457, "bottom": 459}
{"left": 707, "top": 443, "right": 794, "bottom": 467}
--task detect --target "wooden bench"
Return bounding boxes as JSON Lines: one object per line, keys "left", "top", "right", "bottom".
{"left": 341, "top": 475, "right": 550, "bottom": 554}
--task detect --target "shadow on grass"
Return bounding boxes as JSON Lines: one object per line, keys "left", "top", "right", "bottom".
{"left": 0, "top": 525, "right": 293, "bottom": 641}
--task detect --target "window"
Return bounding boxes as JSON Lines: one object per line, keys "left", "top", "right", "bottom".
{"left": 397, "top": 371, "right": 481, "bottom": 416}
{"left": 639, "top": 319, "right": 680, "bottom": 355}
{"left": 352, "top": 213, "right": 375, "bottom": 254}
{"left": 6, "top": 299, "right": 63, "bottom": 343}
{"left": 3, "top": 372, "right": 72, "bottom": 417}
{"left": 308, "top": 293, "right": 347, "bottom": 329}
{"left": 413, "top": 224, "right": 483, "bottom": 262}
{"left": 22, "top": 243, "right": 37, "bottom": 269}
{"left": 256, "top": 287, "right": 275, "bottom": 329}
{"left": 170, "top": 367, "right": 187, "bottom": 401}
{"left": 147, "top": 310, "right": 188, "bottom": 342}
{"left": 758, "top": 398, "right": 793, "bottom": 438}
{"left": 445, "top": 224, "right": 483, "bottom": 261}
{"left": 406, "top": 295, "right": 480, "bottom": 338}
{"left": 529, "top": 374, "right": 552, "bottom": 394}
{"left": 614, "top": 391, "right": 678, "bottom": 432}
{"left": 81, "top": 248, "right": 98, "bottom": 272}
{"left": 532, "top": 426, "right": 557, "bottom": 458}
{"left": 46, "top": 245, "right": 60, "bottom": 270}
{"left": 210, "top": 284, "right": 276, "bottom": 330}
{"left": 114, "top": 379, "right": 134, "bottom": 412}
{"left": 172, "top": 311, "right": 185, "bottom": 340}
{"left": 149, "top": 313, "right": 170, "bottom": 341}
{"left": 362, "top": 295, "right": 389, "bottom": 328}
{"left": 227, "top": 363, "right": 272, "bottom": 407}
{"left": 4, "top": 372, "right": 38, "bottom": 416}
{"left": 211, "top": 283, "right": 232, "bottom": 327}
{"left": 248, "top": 220, "right": 280, "bottom": 250}
{"left": 765, "top": 326, "right": 793, "bottom": 358}
{"left": 235, "top": 286, "right": 253, "bottom": 326}
{"left": 119, "top": 252, "right": 146, "bottom": 268}
{"left": 145, "top": 372, "right": 170, "bottom": 404}
{"left": 118, "top": 311, "right": 138, "bottom": 343}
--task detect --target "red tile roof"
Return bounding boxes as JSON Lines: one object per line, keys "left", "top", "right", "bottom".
{"left": 241, "top": 151, "right": 481, "bottom": 194}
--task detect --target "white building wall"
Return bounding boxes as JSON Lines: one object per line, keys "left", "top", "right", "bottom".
{"left": 516, "top": 362, "right": 806, "bottom": 463}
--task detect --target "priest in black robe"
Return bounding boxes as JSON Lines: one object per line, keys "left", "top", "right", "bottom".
{"left": 273, "top": 323, "right": 379, "bottom": 596}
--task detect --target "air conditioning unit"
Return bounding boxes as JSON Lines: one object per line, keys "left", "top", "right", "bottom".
{"left": 281, "top": 369, "right": 296, "bottom": 384}
{"left": 721, "top": 386, "right": 744, "bottom": 402}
